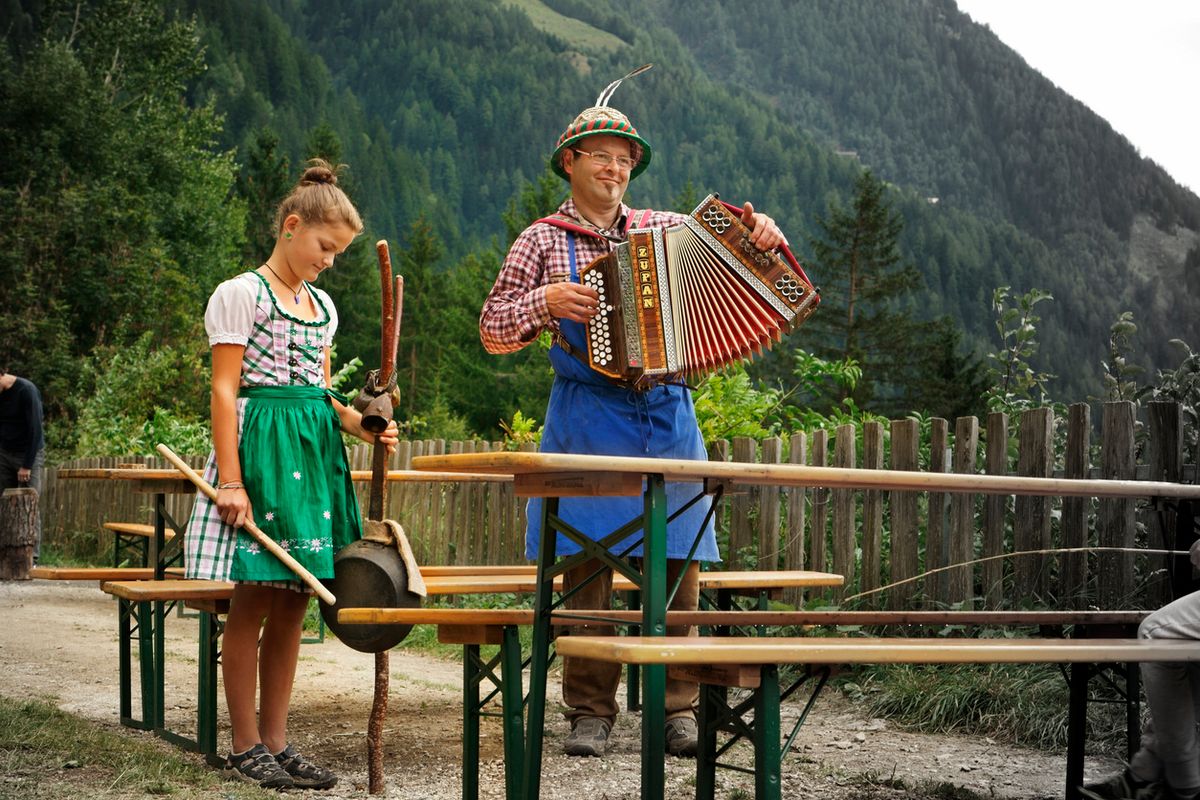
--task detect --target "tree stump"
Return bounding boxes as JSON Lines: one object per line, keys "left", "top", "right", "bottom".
{"left": 0, "top": 487, "right": 39, "bottom": 580}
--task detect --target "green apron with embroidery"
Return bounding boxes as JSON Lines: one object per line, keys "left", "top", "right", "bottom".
{"left": 231, "top": 385, "right": 362, "bottom": 582}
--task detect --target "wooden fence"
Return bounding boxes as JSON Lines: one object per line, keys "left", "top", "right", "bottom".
{"left": 39, "top": 400, "right": 1196, "bottom": 610}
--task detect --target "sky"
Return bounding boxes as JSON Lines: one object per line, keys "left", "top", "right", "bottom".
{"left": 954, "top": 0, "right": 1200, "bottom": 196}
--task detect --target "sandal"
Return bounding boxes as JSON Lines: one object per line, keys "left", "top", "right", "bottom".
{"left": 274, "top": 744, "right": 338, "bottom": 790}
{"left": 224, "top": 743, "right": 294, "bottom": 790}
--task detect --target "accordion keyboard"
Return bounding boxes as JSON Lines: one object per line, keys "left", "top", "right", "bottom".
{"left": 579, "top": 194, "right": 818, "bottom": 384}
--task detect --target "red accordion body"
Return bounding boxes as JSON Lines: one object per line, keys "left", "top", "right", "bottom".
{"left": 579, "top": 194, "right": 819, "bottom": 383}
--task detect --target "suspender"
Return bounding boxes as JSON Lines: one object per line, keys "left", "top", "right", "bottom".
{"left": 534, "top": 209, "right": 682, "bottom": 391}
{"left": 532, "top": 208, "right": 654, "bottom": 241}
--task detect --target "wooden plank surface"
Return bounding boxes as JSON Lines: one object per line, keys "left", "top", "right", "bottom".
{"left": 56, "top": 468, "right": 508, "bottom": 484}
{"left": 420, "top": 569, "right": 844, "bottom": 596}
{"left": 102, "top": 522, "right": 174, "bottom": 539}
{"left": 555, "top": 635, "right": 1200, "bottom": 665}
{"left": 338, "top": 608, "right": 1149, "bottom": 628}
{"left": 100, "top": 579, "right": 234, "bottom": 601}
{"left": 409, "top": 451, "right": 1200, "bottom": 498}
{"left": 30, "top": 566, "right": 184, "bottom": 581}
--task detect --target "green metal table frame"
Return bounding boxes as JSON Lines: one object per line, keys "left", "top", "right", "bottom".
{"left": 523, "top": 474, "right": 678, "bottom": 800}
{"left": 461, "top": 627, "right": 527, "bottom": 800}
{"left": 113, "top": 493, "right": 224, "bottom": 764}
{"left": 115, "top": 594, "right": 223, "bottom": 763}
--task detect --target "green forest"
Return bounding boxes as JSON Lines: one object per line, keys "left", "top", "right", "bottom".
{"left": 3, "top": 0, "right": 1199, "bottom": 455}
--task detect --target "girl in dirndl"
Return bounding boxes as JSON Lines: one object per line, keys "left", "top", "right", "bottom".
{"left": 184, "top": 159, "right": 398, "bottom": 790}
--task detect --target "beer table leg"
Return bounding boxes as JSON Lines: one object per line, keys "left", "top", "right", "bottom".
{"left": 500, "top": 625, "right": 525, "bottom": 800}
{"left": 640, "top": 474, "right": 668, "bottom": 800}
{"left": 522, "top": 497, "right": 559, "bottom": 800}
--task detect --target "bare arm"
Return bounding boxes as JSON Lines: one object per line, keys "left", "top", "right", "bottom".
{"left": 211, "top": 344, "right": 253, "bottom": 528}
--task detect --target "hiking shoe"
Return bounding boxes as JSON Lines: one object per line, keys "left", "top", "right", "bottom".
{"left": 1079, "top": 768, "right": 1159, "bottom": 800}
{"left": 274, "top": 744, "right": 337, "bottom": 790}
{"left": 665, "top": 716, "right": 698, "bottom": 757}
{"left": 563, "top": 717, "right": 610, "bottom": 757}
{"left": 224, "top": 743, "right": 295, "bottom": 790}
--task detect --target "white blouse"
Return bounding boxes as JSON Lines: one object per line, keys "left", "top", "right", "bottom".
{"left": 204, "top": 272, "right": 339, "bottom": 346}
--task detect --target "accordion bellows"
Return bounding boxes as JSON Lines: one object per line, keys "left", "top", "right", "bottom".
{"left": 580, "top": 195, "right": 819, "bottom": 382}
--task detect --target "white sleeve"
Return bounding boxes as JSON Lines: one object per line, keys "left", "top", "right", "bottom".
{"left": 204, "top": 275, "right": 257, "bottom": 346}
{"left": 316, "top": 288, "right": 339, "bottom": 344}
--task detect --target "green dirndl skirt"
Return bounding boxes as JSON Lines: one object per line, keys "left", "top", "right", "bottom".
{"left": 232, "top": 385, "right": 362, "bottom": 582}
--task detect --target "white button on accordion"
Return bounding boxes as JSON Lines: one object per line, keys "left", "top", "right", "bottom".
{"left": 579, "top": 194, "right": 819, "bottom": 383}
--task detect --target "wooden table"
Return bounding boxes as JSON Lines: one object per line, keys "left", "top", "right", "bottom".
{"left": 411, "top": 450, "right": 1200, "bottom": 800}
{"left": 409, "top": 452, "right": 845, "bottom": 800}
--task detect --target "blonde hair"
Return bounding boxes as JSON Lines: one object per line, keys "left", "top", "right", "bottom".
{"left": 274, "top": 158, "right": 363, "bottom": 235}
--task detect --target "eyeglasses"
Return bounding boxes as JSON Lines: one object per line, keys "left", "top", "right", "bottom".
{"left": 571, "top": 148, "right": 637, "bottom": 171}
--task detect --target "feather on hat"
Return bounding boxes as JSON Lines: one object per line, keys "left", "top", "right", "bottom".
{"left": 551, "top": 64, "right": 653, "bottom": 181}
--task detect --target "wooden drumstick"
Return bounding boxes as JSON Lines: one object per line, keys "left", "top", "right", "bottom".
{"left": 156, "top": 443, "right": 337, "bottom": 605}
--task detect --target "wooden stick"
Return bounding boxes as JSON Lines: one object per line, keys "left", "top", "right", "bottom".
{"left": 843, "top": 545, "right": 1186, "bottom": 603}
{"left": 155, "top": 444, "right": 336, "bottom": 605}
{"left": 376, "top": 241, "right": 394, "bottom": 386}
{"left": 368, "top": 650, "right": 388, "bottom": 793}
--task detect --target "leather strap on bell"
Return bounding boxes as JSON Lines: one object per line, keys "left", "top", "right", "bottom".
{"left": 361, "top": 519, "right": 427, "bottom": 596}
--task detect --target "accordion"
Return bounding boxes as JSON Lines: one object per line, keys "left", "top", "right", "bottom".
{"left": 579, "top": 194, "right": 819, "bottom": 383}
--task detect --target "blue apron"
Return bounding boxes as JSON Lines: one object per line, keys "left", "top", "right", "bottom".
{"left": 524, "top": 235, "right": 720, "bottom": 562}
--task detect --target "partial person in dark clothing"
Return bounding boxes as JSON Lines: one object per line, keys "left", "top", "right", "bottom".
{"left": 0, "top": 367, "right": 46, "bottom": 558}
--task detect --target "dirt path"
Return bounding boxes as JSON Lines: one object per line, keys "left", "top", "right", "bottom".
{"left": 0, "top": 580, "right": 1122, "bottom": 799}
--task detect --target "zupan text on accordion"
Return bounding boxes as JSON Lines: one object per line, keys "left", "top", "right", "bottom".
{"left": 579, "top": 194, "right": 819, "bottom": 383}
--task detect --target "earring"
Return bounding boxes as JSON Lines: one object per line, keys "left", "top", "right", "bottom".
{"left": 284, "top": 231, "right": 293, "bottom": 240}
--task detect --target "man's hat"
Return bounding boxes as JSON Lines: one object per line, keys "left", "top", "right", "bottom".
{"left": 551, "top": 64, "right": 653, "bottom": 182}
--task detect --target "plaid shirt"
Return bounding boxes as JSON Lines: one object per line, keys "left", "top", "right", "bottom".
{"left": 479, "top": 198, "right": 687, "bottom": 354}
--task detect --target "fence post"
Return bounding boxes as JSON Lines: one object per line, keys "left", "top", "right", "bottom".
{"left": 1015, "top": 408, "right": 1054, "bottom": 602}
{"left": 927, "top": 418, "right": 949, "bottom": 606}
{"left": 1062, "top": 404, "right": 1092, "bottom": 608}
{"left": 784, "top": 433, "right": 807, "bottom": 607}
{"left": 861, "top": 422, "right": 884, "bottom": 607}
{"left": 1098, "top": 402, "right": 1136, "bottom": 608}
{"left": 758, "top": 437, "right": 783, "bottom": 571}
{"left": 809, "top": 430, "right": 829, "bottom": 575}
{"left": 889, "top": 419, "right": 919, "bottom": 609}
{"left": 730, "top": 437, "right": 757, "bottom": 570}
{"left": 832, "top": 425, "right": 857, "bottom": 601}
{"left": 982, "top": 413, "right": 1009, "bottom": 608}
{"left": 949, "top": 416, "right": 979, "bottom": 608}
{"left": 1147, "top": 401, "right": 1184, "bottom": 606}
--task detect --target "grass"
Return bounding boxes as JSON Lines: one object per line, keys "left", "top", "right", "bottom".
{"left": 502, "top": 0, "right": 627, "bottom": 52}
{"left": 843, "top": 661, "right": 1128, "bottom": 753}
{"left": 0, "top": 695, "right": 274, "bottom": 799}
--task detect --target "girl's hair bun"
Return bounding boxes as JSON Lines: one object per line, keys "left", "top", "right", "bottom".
{"left": 300, "top": 158, "right": 340, "bottom": 186}
{"left": 274, "top": 157, "right": 362, "bottom": 235}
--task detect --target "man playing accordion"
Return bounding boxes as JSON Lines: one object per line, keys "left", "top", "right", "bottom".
{"left": 479, "top": 65, "right": 785, "bottom": 759}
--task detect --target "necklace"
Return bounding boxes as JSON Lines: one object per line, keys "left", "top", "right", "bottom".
{"left": 263, "top": 263, "right": 303, "bottom": 304}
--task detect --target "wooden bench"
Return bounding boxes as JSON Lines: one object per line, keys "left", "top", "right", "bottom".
{"left": 87, "top": 566, "right": 836, "bottom": 769}
{"left": 337, "top": 606, "right": 1152, "bottom": 800}
{"left": 100, "top": 579, "right": 233, "bottom": 761}
{"left": 103, "top": 522, "right": 175, "bottom": 568}
{"left": 556, "top": 634, "right": 1200, "bottom": 800}
{"left": 29, "top": 565, "right": 185, "bottom": 581}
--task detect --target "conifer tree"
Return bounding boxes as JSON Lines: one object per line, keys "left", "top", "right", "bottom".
{"left": 807, "top": 170, "right": 931, "bottom": 416}
{"left": 236, "top": 128, "right": 290, "bottom": 262}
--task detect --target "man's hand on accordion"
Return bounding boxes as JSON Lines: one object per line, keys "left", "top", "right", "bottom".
{"left": 546, "top": 281, "right": 601, "bottom": 323}
{"left": 740, "top": 201, "right": 788, "bottom": 251}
